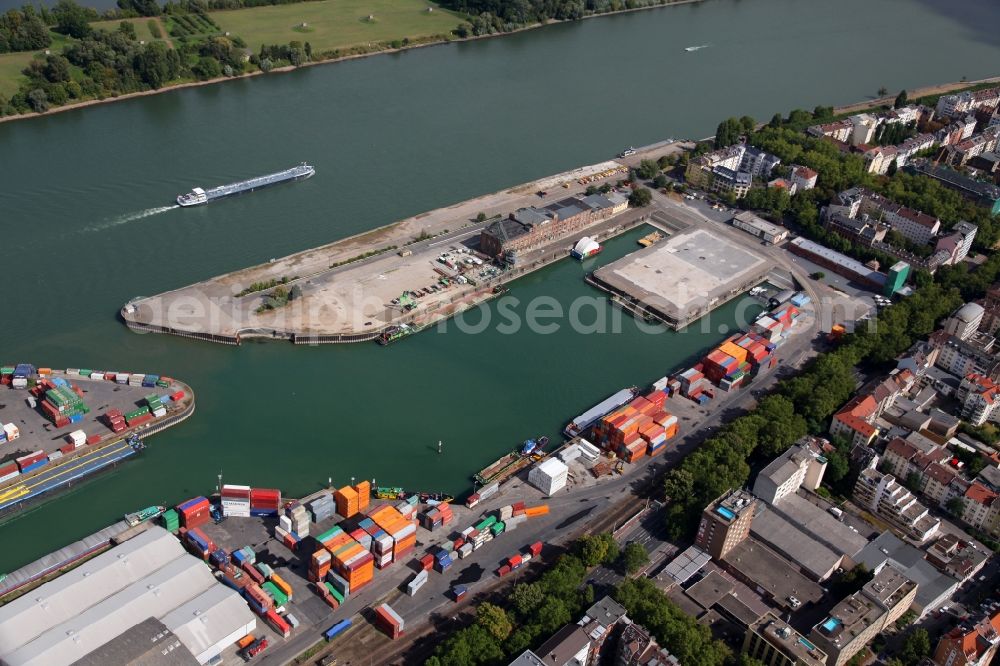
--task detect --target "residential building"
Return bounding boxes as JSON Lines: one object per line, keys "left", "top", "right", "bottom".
{"left": 617, "top": 622, "right": 679, "bottom": 666}
{"left": 852, "top": 468, "right": 940, "bottom": 542}
{"left": 753, "top": 438, "right": 828, "bottom": 505}
{"left": 924, "top": 533, "right": 990, "bottom": 582}
{"left": 685, "top": 144, "right": 746, "bottom": 188}
{"left": 743, "top": 613, "right": 828, "bottom": 666}
{"left": 864, "top": 145, "right": 898, "bottom": 175}
{"left": 711, "top": 167, "right": 753, "bottom": 198}
{"left": 979, "top": 284, "right": 1000, "bottom": 335}
{"left": 695, "top": 489, "right": 757, "bottom": 560}
{"left": 790, "top": 165, "right": 818, "bottom": 191}
{"left": 955, "top": 373, "right": 1000, "bottom": 425}
{"left": 528, "top": 624, "right": 593, "bottom": 666}
{"left": 933, "top": 611, "right": 1000, "bottom": 666}
{"left": 480, "top": 191, "right": 628, "bottom": 260}
{"left": 855, "top": 532, "right": 958, "bottom": 615}
{"left": 579, "top": 597, "right": 628, "bottom": 663}
{"left": 740, "top": 146, "right": 782, "bottom": 179}
{"left": 808, "top": 565, "right": 918, "bottom": 666}
{"left": 830, "top": 188, "right": 942, "bottom": 246}
{"left": 960, "top": 483, "right": 999, "bottom": 538}
{"left": 807, "top": 121, "right": 853, "bottom": 143}
{"left": 850, "top": 114, "right": 880, "bottom": 146}
{"left": 895, "top": 133, "right": 938, "bottom": 166}
{"left": 824, "top": 211, "right": 889, "bottom": 247}
{"left": 944, "top": 127, "right": 1000, "bottom": 168}
{"left": 830, "top": 395, "right": 879, "bottom": 447}
{"left": 731, "top": 212, "right": 789, "bottom": 244}
{"left": 934, "top": 222, "right": 978, "bottom": 265}
{"left": 945, "top": 303, "right": 986, "bottom": 341}
{"left": 936, "top": 87, "right": 1000, "bottom": 119}
{"left": 932, "top": 333, "right": 1000, "bottom": 381}
{"left": 768, "top": 177, "right": 797, "bottom": 195}
{"left": 906, "top": 161, "right": 1000, "bottom": 216}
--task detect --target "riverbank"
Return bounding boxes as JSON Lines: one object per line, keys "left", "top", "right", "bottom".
{"left": 0, "top": 0, "right": 704, "bottom": 125}
{"left": 830, "top": 75, "right": 1000, "bottom": 115}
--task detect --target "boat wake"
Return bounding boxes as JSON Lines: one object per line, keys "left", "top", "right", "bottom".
{"left": 87, "top": 205, "right": 179, "bottom": 232}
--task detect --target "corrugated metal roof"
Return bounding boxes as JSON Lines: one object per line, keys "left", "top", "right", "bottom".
{"left": 162, "top": 585, "right": 255, "bottom": 664}
{"left": 0, "top": 527, "right": 185, "bottom": 653}
{"left": 71, "top": 617, "right": 198, "bottom": 666}
{"left": 3, "top": 555, "right": 215, "bottom": 666}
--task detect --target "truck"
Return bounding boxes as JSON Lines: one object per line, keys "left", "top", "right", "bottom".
{"left": 828, "top": 507, "right": 844, "bottom": 519}
{"left": 242, "top": 637, "right": 268, "bottom": 659}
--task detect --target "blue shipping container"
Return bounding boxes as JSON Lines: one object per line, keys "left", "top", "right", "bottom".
{"left": 21, "top": 459, "right": 48, "bottom": 474}
{"left": 324, "top": 619, "right": 352, "bottom": 641}
{"left": 177, "top": 497, "right": 208, "bottom": 511}
{"left": 232, "top": 549, "right": 248, "bottom": 565}
{"left": 250, "top": 508, "right": 278, "bottom": 517}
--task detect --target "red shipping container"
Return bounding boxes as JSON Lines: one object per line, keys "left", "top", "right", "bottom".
{"left": 87, "top": 434, "right": 102, "bottom": 446}
{"left": 55, "top": 416, "right": 70, "bottom": 428}
{"left": 419, "top": 554, "right": 434, "bottom": 571}
{"left": 529, "top": 542, "right": 543, "bottom": 556}
{"left": 59, "top": 444, "right": 76, "bottom": 455}
{"left": 265, "top": 609, "right": 291, "bottom": 638}
{"left": 512, "top": 502, "right": 525, "bottom": 512}
{"left": 0, "top": 463, "right": 18, "bottom": 477}
{"left": 497, "top": 564, "right": 511, "bottom": 577}
{"left": 282, "top": 532, "right": 297, "bottom": 551}
{"left": 127, "top": 413, "right": 153, "bottom": 427}
{"left": 171, "top": 390, "right": 185, "bottom": 401}
{"left": 508, "top": 554, "right": 522, "bottom": 568}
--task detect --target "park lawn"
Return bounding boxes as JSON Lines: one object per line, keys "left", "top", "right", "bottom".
{"left": 210, "top": 0, "right": 465, "bottom": 53}
{"left": 0, "top": 51, "right": 33, "bottom": 98}
{"left": 91, "top": 17, "right": 168, "bottom": 44}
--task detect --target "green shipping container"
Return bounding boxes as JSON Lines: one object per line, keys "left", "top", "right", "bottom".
{"left": 156, "top": 380, "right": 169, "bottom": 388}
{"left": 79, "top": 369, "right": 92, "bottom": 377}
{"left": 262, "top": 582, "right": 288, "bottom": 607}
{"left": 0, "top": 367, "right": 14, "bottom": 375}
{"left": 161, "top": 509, "right": 180, "bottom": 532}
{"left": 490, "top": 522, "right": 505, "bottom": 536}
{"left": 475, "top": 515, "right": 497, "bottom": 531}
{"left": 330, "top": 587, "right": 344, "bottom": 604}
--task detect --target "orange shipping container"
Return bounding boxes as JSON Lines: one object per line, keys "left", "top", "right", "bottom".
{"left": 719, "top": 341, "right": 747, "bottom": 363}
{"left": 354, "top": 480, "right": 371, "bottom": 511}
{"left": 335, "top": 486, "right": 359, "bottom": 518}
{"left": 523, "top": 505, "right": 549, "bottom": 517}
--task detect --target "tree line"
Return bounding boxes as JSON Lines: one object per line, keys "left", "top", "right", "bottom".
{"left": 0, "top": 7, "right": 51, "bottom": 53}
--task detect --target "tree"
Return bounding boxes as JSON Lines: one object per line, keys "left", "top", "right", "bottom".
{"left": 653, "top": 174, "right": 668, "bottom": 189}
{"left": 628, "top": 188, "right": 652, "bottom": 207}
{"left": 895, "top": 609, "right": 917, "bottom": 630}
{"left": 576, "top": 533, "right": 618, "bottom": 567}
{"left": 946, "top": 497, "right": 965, "bottom": 517}
{"left": 877, "top": 85, "right": 888, "bottom": 97}
{"left": 619, "top": 542, "right": 649, "bottom": 574}
{"left": 769, "top": 113, "right": 783, "bottom": 128}
{"left": 898, "top": 628, "right": 930, "bottom": 666}
{"left": 810, "top": 271, "right": 825, "bottom": 280}
{"left": 894, "top": 89, "right": 908, "bottom": 108}
{"left": 119, "top": 20, "right": 137, "bottom": 39}
{"left": 739, "top": 115, "right": 756, "bottom": 134}
{"left": 52, "top": 0, "right": 92, "bottom": 38}
{"left": 27, "top": 87, "right": 48, "bottom": 112}
{"left": 475, "top": 603, "right": 512, "bottom": 641}
{"left": 715, "top": 117, "right": 742, "bottom": 148}
{"left": 476, "top": 211, "right": 487, "bottom": 222}
{"left": 510, "top": 582, "right": 544, "bottom": 616}
{"left": 636, "top": 159, "right": 659, "bottom": 180}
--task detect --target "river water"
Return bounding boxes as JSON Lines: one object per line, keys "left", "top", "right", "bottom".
{"left": 1, "top": 0, "right": 999, "bottom": 572}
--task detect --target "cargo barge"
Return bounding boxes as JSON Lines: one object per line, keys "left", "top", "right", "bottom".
{"left": 176, "top": 163, "right": 315, "bottom": 207}
{"left": 474, "top": 436, "right": 551, "bottom": 486}
{"left": 564, "top": 387, "right": 639, "bottom": 438}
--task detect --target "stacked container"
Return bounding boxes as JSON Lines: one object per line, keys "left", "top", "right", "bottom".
{"left": 417, "top": 503, "right": 453, "bottom": 531}
{"left": 528, "top": 458, "right": 569, "bottom": 495}
{"left": 222, "top": 484, "right": 251, "bottom": 517}
{"left": 15, "top": 451, "right": 47, "bottom": 474}
{"left": 309, "top": 548, "right": 332, "bottom": 582}
{"left": 161, "top": 509, "right": 180, "bottom": 533}
{"left": 309, "top": 492, "right": 336, "bottom": 523}
{"left": 243, "top": 582, "right": 274, "bottom": 615}
{"left": 406, "top": 570, "right": 428, "bottom": 596}
{"left": 67, "top": 430, "right": 87, "bottom": 447}
{"left": 250, "top": 488, "right": 281, "bottom": 516}
{"left": 329, "top": 537, "right": 375, "bottom": 593}
{"left": 271, "top": 573, "right": 293, "bottom": 601}
{"left": 177, "top": 496, "right": 210, "bottom": 528}
{"left": 359, "top": 517, "right": 394, "bottom": 569}
{"left": 678, "top": 367, "right": 708, "bottom": 398}
{"left": 354, "top": 481, "right": 371, "bottom": 511}
{"left": 145, "top": 393, "right": 167, "bottom": 419}
{"left": 0, "top": 463, "right": 20, "bottom": 484}
{"left": 183, "top": 527, "right": 214, "bottom": 560}
{"left": 104, "top": 408, "right": 126, "bottom": 433}
{"left": 334, "top": 486, "right": 359, "bottom": 518}
{"left": 374, "top": 603, "right": 404, "bottom": 639}
{"left": 284, "top": 501, "right": 310, "bottom": 537}
{"left": 369, "top": 504, "right": 417, "bottom": 562}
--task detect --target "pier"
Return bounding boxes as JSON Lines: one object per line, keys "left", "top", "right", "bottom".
{"left": 121, "top": 144, "right": 693, "bottom": 346}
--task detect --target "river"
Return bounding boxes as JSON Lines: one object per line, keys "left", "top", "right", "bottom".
{"left": 1, "top": 0, "right": 999, "bottom": 572}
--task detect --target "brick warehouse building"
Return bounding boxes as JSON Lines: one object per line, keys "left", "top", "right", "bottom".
{"left": 479, "top": 191, "right": 628, "bottom": 261}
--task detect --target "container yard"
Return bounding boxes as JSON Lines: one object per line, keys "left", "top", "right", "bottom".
{"left": 589, "top": 227, "right": 774, "bottom": 329}
{"left": 0, "top": 365, "right": 194, "bottom": 516}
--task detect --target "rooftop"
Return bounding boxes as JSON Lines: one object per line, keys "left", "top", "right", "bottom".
{"left": 534, "top": 624, "right": 591, "bottom": 666}
{"left": 750, "top": 506, "right": 844, "bottom": 580}
{"left": 72, "top": 618, "right": 197, "bottom": 666}
{"left": 751, "top": 612, "right": 828, "bottom": 666}
{"left": 789, "top": 237, "right": 886, "bottom": 285}
{"left": 854, "top": 532, "right": 958, "bottom": 611}
{"left": 658, "top": 545, "right": 711, "bottom": 587}
{"left": 722, "top": 538, "right": 825, "bottom": 605}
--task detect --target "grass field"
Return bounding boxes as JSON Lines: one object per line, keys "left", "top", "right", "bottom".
{"left": 91, "top": 17, "right": 169, "bottom": 44}
{"left": 0, "top": 51, "right": 33, "bottom": 98}
{"left": 210, "top": 0, "right": 464, "bottom": 53}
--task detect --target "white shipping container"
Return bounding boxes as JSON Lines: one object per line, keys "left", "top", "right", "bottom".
{"left": 279, "top": 515, "right": 292, "bottom": 532}
{"left": 91, "top": 372, "right": 105, "bottom": 381}
{"left": 499, "top": 506, "right": 513, "bottom": 520}
{"left": 66, "top": 368, "right": 80, "bottom": 376}
{"left": 152, "top": 407, "right": 167, "bottom": 418}
{"left": 222, "top": 507, "right": 251, "bottom": 518}
{"left": 479, "top": 482, "right": 500, "bottom": 499}
{"left": 275, "top": 525, "right": 289, "bottom": 540}
{"left": 4, "top": 423, "right": 21, "bottom": 441}
{"left": 12, "top": 378, "right": 27, "bottom": 389}
{"left": 48, "top": 450, "right": 64, "bottom": 461}
{"left": 116, "top": 374, "right": 129, "bottom": 384}
{"left": 0, "top": 470, "right": 20, "bottom": 484}
{"left": 528, "top": 458, "right": 569, "bottom": 496}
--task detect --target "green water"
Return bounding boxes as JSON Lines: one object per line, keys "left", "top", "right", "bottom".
{"left": 1, "top": 0, "right": 999, "bottom": 571}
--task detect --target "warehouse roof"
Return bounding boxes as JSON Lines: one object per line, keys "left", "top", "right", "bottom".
{"left": 161, "top": 585, "right": 256, "bottom": 665}
{"left": 789, "top": 237, "right": 885, "bottom": 285}
{"left": 750, "top": 507, "right": 843, "bottom": 581}
{"left": 0, "top": 527, "right": 185, "bottom": 653}
{"left": 72, "top": 617, "right": 198, "bottom": 666}
{"left": 3, "top": 555, "right": 216, "bottom": 666}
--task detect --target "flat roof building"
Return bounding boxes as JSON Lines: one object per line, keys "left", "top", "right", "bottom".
{"left": 732, "top": 212, "right": 789, "bottom": 245}
{"left": 695, "top": 489, "right": 757, "bottom": 560}
{"left": 744, "top": 612, "right": 828, "bottom": 666}
{"left": 787, "top": 237, "right": 885, "bottom": 289}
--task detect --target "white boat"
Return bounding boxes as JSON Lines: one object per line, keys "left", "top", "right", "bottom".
{"left": 618, "top": 147, "right": 637, "bottom": 158}
{"left": 685, "top": 44, "right": 709, "bottom": 52}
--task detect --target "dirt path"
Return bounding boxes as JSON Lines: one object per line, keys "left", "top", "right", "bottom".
{"left": 153, "top": 17, "right": 174, "bottom": 49}
{"left": 832, "top": 75, "right": 1000, "bottom": 115}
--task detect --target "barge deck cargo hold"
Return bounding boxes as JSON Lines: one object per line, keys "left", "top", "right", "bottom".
{"left": 564, "top": 387, "right": 639, "bottom": 437}
{"left": 176, "top": 163, "right": 315, "bottom": 206}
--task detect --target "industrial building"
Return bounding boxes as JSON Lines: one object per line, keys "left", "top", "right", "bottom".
{"left": 479, "top": 191, "right": 628, "bottom": 261}
{"left": 731, "top": 212, "right": 789, "bottom": 245}
{"left": 786, "top": 238, "right": 886, "bottom": 291}
{"left": 0, "top": 527, "right": 255, "bottom": 666}
{"left": 590, "top": 228, "right": 773, "bottom": 329}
